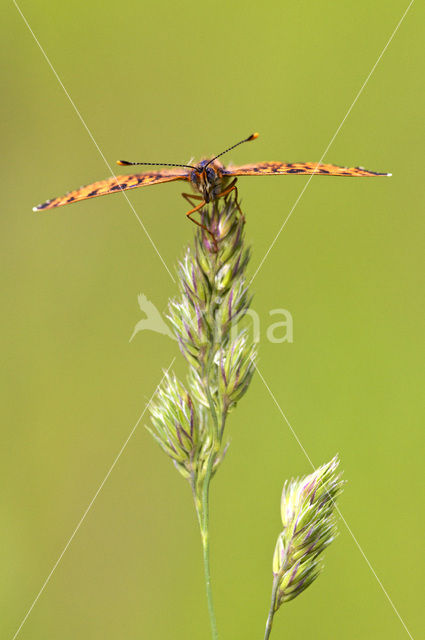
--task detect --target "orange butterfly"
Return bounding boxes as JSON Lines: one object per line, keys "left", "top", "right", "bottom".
{"left": 33, "top": 133, "right": 390, "bottom": 233}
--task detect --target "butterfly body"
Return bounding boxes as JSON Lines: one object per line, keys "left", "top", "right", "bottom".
{"left": 189, "top": 159, "right": 230, "bottom": 203}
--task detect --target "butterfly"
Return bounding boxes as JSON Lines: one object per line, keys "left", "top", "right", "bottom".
{"left": 33, "top": 133, "right": 390, "bottom": 237}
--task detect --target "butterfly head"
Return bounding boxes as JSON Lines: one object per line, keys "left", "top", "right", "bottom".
{"left": 190, "top": 160, "right": 224, "bottom": 203}
{"left": 189, "top": 133, "right": 258, "bottom": 202}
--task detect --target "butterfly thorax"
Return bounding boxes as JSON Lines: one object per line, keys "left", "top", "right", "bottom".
{"left": 190, "top": 159, "right": 227, "bottom": 202}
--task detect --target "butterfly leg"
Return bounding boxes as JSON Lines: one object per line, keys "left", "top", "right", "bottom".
{"left": 184, "top": 198, "right": 219, "bottom": 252}
{"left": 181, "top": 192, "right": 204, "bottom": 207}
{"left": 217, "top": 178, "right": 245, "bottom": 222}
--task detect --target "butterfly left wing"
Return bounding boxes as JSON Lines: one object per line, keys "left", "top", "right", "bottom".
{"left": 223, "top": 161, "right": 391, "bottom": 177}
{"left": 33, "top": 169, "right": 189, "bottom": 212}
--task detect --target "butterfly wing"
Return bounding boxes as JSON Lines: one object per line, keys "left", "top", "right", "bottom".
{"left": 33, "top": 169, "right": 189, "bottom": 212}
{"left": 223, "top": 161, "right": 391, "bottom": 177}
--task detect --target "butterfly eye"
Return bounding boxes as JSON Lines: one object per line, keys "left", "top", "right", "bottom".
{"left": 206, "top": 167, "right": 215, "bottom": 182}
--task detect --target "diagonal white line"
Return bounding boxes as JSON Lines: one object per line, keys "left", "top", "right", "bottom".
{"left": 13, "top": 0, "right": 175, "bottom": 283}
{"left": 254, "top": 361, "right": 414, "bottom": 639}
{"left": 250, "top": 0, "right": 415, "bottom": 286}
{"left": 334, "top": 509, "right": 414, "bottom": 640}
{"left": 11, "top": 358, "right": 175, "bottom": 640}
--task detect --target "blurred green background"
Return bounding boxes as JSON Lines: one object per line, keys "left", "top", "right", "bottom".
{"left": 2, "top": 1, "right": 423, "bottom": 638}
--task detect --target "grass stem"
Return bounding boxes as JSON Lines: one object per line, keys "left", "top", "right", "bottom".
{"left": 200, "top": 455, "right": 218, "bottom": 640}
{"left": 264, "top": 575, "right": 279, "bottom": 640}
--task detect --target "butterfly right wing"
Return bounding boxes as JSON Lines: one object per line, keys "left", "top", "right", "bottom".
{"left": 33, "top": 169, "right": 189, "bottom": 211}
{"left": 223, "top": 161, "right": 391, "bottom": 177}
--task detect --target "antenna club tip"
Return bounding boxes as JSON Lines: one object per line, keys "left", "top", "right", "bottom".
{"left": 117, "top": 160, "right": 130, "bottom": 166}
{"left": 249, "top": 132, "right": 259, "bottom": 141}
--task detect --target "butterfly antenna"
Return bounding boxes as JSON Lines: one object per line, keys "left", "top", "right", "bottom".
{"left": 117, "top": 160, "right": 196, "bottom": 169}
{"left": 205, "top": 132, "right": 259, "bottom": 167}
